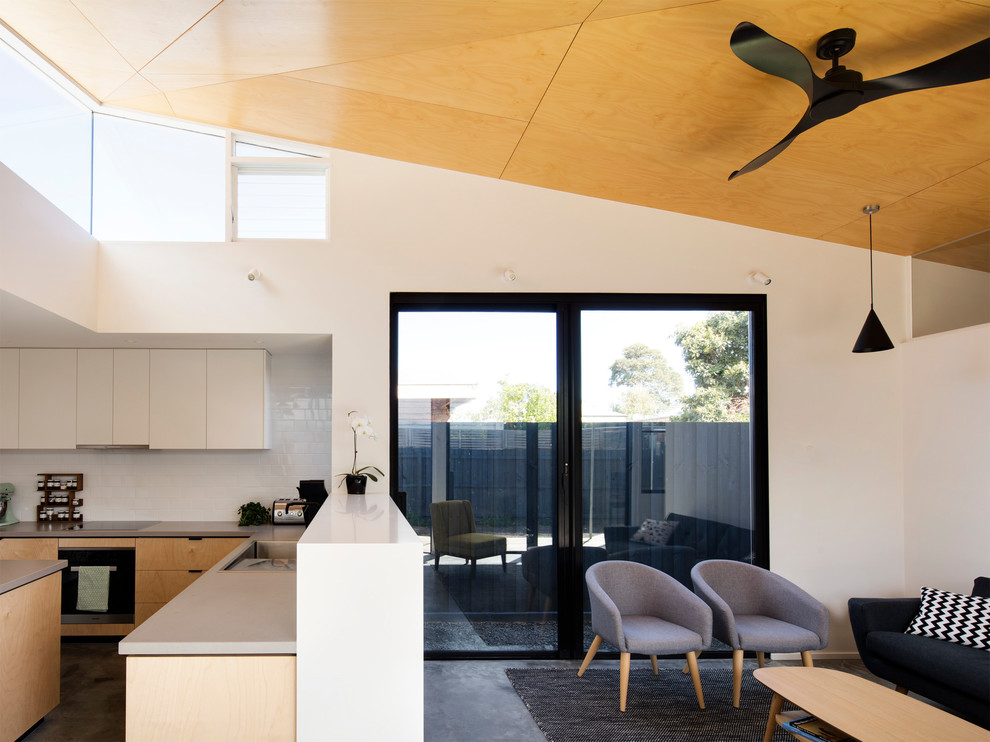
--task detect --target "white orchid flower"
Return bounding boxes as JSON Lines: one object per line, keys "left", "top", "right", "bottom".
{"left": 339, "top": 411, "right": 384, "bottom": 487}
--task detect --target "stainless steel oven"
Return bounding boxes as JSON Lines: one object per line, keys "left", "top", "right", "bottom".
{"left": 58, "top": 544, "right": 136, "bottom": 624}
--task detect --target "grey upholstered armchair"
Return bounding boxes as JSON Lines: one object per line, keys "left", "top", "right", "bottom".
{"left": 579, "top": 560, "right": 713, "bottom": 712}
{"left": 690, "top": 559, "right": 829, "bottom": 707}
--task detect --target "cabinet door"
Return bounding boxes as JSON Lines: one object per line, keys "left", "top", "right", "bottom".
{"left": 206, "top": 349, "right": 271, "bottom": 449}
{"left": 0, "top": 573, "right": 61, "bottom": 741}
{"left": 18, "top": 349, "right": 77, "bottom": 449}
{"left": 136, "top": 538, "right": 245, "bottom": 570}
{"left": 150, "top": 350, "right": 206, "bottom": 449}
{"left": 113, "top": 349, "right": 150, "bottom": 445}
{"left": 76, "top": 349, "right": 113, "bottom": 445}
{"left": 0, "top": 538, "right": 58, "bottom": 559}
{"left": 0, "top": 348, "right": 18, "bottom": 448}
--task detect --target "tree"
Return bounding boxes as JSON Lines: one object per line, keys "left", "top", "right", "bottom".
{"left": 475, "top": 380, "right": 556, "bottom": 422}
{"left": 673, "top": 311, "right": 750, "bottom": 422}
{"left": 608, "top": 343, "right": 683, "bottom": 419}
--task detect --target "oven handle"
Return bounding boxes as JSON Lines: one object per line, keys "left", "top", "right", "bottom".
{"left": 70, "top": 566, "right": 118, "bottom": 572}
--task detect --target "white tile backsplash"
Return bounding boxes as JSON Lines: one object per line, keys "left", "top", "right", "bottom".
{"left": 0, "top": 353, "right": 332, "bottom": 522}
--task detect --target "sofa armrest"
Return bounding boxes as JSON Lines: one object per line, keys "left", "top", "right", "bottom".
{"left": 848, "top": 597, "right": 921, "bottom": 657}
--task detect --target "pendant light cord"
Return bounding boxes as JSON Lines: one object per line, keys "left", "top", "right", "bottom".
{"left": 868, "top": 211, "right": 874, "bottom": 309}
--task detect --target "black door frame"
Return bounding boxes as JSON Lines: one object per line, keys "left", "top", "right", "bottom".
{"left": 390, "top": 292, "right": 769, "bottom": 660}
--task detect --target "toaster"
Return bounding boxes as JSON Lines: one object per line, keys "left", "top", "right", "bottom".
{"left": 272, "top": 498, "right": 309, "bottom": 525}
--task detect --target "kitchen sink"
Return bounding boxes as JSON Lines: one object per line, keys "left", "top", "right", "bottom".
{"left": 221, "top": 540, "right": 297, "bottom": 572}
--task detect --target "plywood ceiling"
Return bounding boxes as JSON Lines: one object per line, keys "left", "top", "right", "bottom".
{"left": 1, "top": 0, "right": 988, "bottom": 266}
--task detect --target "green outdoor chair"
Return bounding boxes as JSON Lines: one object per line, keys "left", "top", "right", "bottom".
{"left": 430, "top": 500, "right": 507, "bottom": 574}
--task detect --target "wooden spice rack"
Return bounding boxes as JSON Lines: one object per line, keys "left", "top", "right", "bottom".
{"left": 36, "top": 473, "right": 84, "bottom": 523}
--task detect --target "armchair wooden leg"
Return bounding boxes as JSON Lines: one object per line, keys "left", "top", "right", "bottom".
{"left": 577, "top": 635, "right": 602, "bottom": 677}
{"left": 682, "top": 650, "right": 701, "bottom": 674}
{"left": 501, "top": 552, "right": 507, "bottom": 572}
{"left": 757, "top": 651, "right": 766, "bottom": 668}
{"left": 732, "top": 648, "right": 743, "bottom": 708}
{"left": 801, "top": 650, "right": 813, "bottom": 667}
{"left": 686, "top": 651, "right": 705, "bottom": 709}
{"left": 433, "top": 554, "right": 440, "bottom": 570}
{"left": 619, "top": 652, "right": 631, "bottom": 712}
{"left": 650, "top": 655, "right": 658, "bottom": 675}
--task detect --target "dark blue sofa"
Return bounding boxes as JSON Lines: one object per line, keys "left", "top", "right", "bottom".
{"left": 848, "top": 577, "right": 989, "bottom": 729}
{"left": 603, "top": 512, "right": 754, "bottom": 588}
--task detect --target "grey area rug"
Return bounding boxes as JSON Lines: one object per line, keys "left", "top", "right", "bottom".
{"left": 506, "top": 667, "right": 794, "bottom": 742}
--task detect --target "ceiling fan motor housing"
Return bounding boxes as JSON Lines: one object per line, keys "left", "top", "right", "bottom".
{"left": 816, "top": 28, "right": 857, "bottom": 60}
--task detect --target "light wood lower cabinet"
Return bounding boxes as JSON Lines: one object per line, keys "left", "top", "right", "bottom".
{"left": 126, "top": 655, "right": 295, "bottom": 742}
{"left": 0, "top": 538, "right": 58, "bottom": 560}
{"left": 136, "top": 538, "right": 245, "bottom": 571}
{"left": 134, "top": 538, "right": 244, "bottom": 626}
{"left": 0, "top": 573, "right": 61, "bottom": 742}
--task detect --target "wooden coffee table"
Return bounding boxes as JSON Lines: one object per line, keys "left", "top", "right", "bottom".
{"left": 754, "top": 667, "right": 990, "bottom": 742}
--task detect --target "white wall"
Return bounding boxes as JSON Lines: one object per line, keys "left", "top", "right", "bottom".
{"left": 0, "top": 163, "right": 99, "bottom": 329}
{"left": 1, "top": 352, "right": 332, "bottom": 521}
{"left": 6, "top": 147, "right": 980, "bottom": 655}
{"left": 901, "top": 323, "right": 990, "bottom": 595}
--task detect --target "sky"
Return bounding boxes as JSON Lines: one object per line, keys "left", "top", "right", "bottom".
{"left": 397, "top": 310, "right": 714, "bottom": 418}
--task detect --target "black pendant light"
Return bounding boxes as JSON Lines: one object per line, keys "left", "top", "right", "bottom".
{"left": 852, "top": 204, "right": 894, "bottom": 353}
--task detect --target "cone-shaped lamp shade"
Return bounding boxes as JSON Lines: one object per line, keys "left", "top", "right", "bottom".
{"left": 852, "top": 307, "right": 894, "bottom": 353}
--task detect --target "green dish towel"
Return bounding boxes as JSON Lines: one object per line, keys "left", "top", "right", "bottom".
{"left": 76, "top": 565, "right": 110, "bottom": 612}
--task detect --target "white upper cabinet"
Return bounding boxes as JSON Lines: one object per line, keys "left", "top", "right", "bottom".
{"left": 18, "top": 349, "right": 77, "bottom": 449}
{"left": 206, "top": 349, "right": 272, "bottom": 449}
{"left": 77, "top": 349, "right": 151, "bottom": 446}
{"left": 150, "top": 350, "right": 207, "bottom": 449}
{"left": 8, "top": 347, "right": 269, "bottom": 450}
{"left": 0, "top": 349, "right": 19, "bottom": 448}
{"left": 113, "top": 349, "right": 150, "bottom": 445}
{"left": 76, "top": 349, "right": 114, "bottom": 445}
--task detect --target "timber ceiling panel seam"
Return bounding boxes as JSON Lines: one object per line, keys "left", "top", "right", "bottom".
{"left": 2, "top": 0, "right": 987, "bottom": 263}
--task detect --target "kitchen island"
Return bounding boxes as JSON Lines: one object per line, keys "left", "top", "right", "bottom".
{"left": 118, "top": 494, "right": 423, "bottom": 742}
{"left": 119, "top": 532, "right": 300, "bottom": 741}
{"left": 0, "top": 558, "right": 67, "bottom": 742}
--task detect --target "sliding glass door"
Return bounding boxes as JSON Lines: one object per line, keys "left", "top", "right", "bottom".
{"left": 395, "top": 309, "right": 559, "bottom": 654}
{"left": 578, "top": 309, "right": 761, "bottom": 655}
{"left": 391, "top": 294, "right": 767, "bottom": 659}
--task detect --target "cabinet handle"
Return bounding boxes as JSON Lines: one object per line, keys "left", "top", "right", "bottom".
{"left": 188, "top": 537, "right": 203, "bottom": 541}
{"left": 188, "top": 570, "right": 203, "bottom": 574}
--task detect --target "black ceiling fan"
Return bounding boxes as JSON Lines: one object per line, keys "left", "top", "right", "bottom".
{"left": 728, "top": 22, "right": 990, "bottom": 180}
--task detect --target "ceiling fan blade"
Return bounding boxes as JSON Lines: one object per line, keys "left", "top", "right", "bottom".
{"left": 859, "top": 37, "right": 990, "bottom": 102}
{"left": 730, "top": 21, "right": 821, "bottom": 101}
{"left": 728, "top": 114, "right": 821, "bottom": 180}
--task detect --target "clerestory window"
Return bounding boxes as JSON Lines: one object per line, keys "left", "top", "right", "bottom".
{"left": 230, "top": 137, "right": 329, "bottom": 241}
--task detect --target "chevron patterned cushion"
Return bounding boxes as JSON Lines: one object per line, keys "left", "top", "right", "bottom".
{"left": 905, "top": 586, "right": 990, "bottom": 650}
{"left": 631, "top": 518, "right": 678, "bottom": 547}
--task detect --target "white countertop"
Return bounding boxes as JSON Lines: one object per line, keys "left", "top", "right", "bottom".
{"left": 298, "top": 492, "right": 422, "bottom": 547}
{"left": 0, "top": 559, "right": 67, "bottom": 595}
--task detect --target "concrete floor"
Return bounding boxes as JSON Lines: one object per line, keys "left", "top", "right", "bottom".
{"left": 22, "top": 643, "right": 901, "bottom": 742}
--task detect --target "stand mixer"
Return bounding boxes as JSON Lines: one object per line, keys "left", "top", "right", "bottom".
{"left": 0, "top": 482, "right": 18, "bottom": 526}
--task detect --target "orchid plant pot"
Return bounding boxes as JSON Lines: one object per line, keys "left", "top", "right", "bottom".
{"left": 344, "top": 474, "right": 368, "bottom": 495}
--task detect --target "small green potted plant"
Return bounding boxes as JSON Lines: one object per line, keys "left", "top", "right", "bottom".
{"left": 237, "top": 501, "right": 272, "bottom": 526}
{"left": 336, "top": 411, "right": 384, "bottom": 494}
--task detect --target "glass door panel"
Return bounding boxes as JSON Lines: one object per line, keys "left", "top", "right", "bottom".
{"left": 580, "top": 310, "right": 756, "bottom": 652}
{"left": 396, "top": 311, "right": 558, "bottom": 653}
